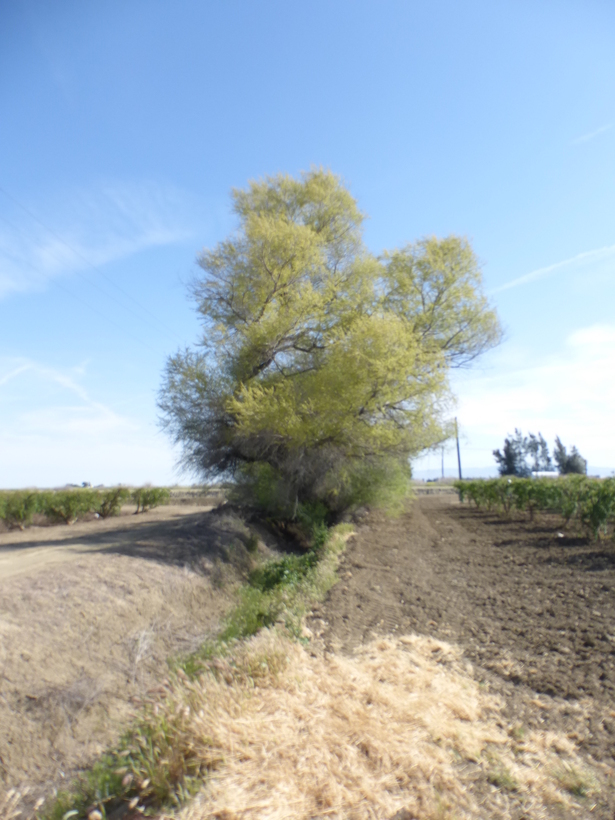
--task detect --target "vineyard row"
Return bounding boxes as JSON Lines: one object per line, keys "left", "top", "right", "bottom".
{"left": 455, "top": 476, "right": 615, "bottom": 541}
{"left": 0, "top": 487, "right": 170, "bottom": 530}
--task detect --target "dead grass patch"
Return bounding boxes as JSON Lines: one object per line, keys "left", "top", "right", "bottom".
{"left": 0, "top": 790, "right": 22, "bottom": 820}
{"left": 150, "top": 630, "right": 600, "bottom": 820}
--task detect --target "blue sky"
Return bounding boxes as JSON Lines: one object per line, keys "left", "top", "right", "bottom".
{"left": 1, "top": 0, "right": 614, "bottom": 486}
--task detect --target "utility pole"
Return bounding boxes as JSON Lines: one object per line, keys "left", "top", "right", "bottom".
{"left": 441, "top": 446, "right": 444, "bottom": 480}
{"left": 455, "top": 417, "right": 462, "bottom": 480}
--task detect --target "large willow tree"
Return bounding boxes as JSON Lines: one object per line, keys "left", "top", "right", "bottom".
{"left": 159, "top": 169, "right": 501, "bottom": 514}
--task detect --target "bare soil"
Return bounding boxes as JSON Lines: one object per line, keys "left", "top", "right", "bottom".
{"left": 0, "top": 499, "right": 278, "bottom": 810}
{"left": 307, "top": 491, "right": 615, "bottom": 817}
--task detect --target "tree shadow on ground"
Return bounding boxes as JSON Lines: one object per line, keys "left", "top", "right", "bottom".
{"left": 0, "top": 506, "right": 277, "bottom": 572}
{"left": 542, "top": 549, "right": 615, "bottom": 572}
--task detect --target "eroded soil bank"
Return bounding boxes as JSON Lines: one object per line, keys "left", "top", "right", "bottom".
{"left": 0, "top": 501, "right": 275, "bottom": 810}
{"left": 307, "top": 491, "right": 615, "bottom": 817}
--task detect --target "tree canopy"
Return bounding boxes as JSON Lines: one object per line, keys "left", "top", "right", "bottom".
{"left": 493, "top": 431, "right": 586, "bottom": 477}
{"left": 159, "top": 169, "right": 501, "bottom": 515}
{"left": 553, "top": 436, "right": 587, "bottom": 475}
{"left": 493, "top": 430, "right": 553, "bottom": 477}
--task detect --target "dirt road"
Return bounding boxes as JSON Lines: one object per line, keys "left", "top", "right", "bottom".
{"left": 0, "top": 504, "right": 220, "bottom": 580}
{"left": 308, "top": 491, "right": 615, "bottom": 813}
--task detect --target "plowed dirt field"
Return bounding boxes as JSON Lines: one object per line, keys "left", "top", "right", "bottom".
{"left": 307, "top": 489, "right": 615, "bottom": 816}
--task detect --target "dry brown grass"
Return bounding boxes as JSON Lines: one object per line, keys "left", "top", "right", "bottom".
{"left": 0, "top": 789, "right": 43, "bottom": 820}
{"left": 137, "top": 630, "right": 601, "bottom": 820}
{"left": 1, "top": 631, "right": 602, "bottom": 820}
{"left": 0, "top": 790, "right": 22, "bottom": 820}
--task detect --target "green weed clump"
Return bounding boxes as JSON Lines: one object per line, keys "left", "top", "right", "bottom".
{"left": 43, "top": 706, "right": 216, "bottom": 820}
{"left": 487, "top": 765, "right": 519, "bottom": 792}
{"left": 40, "top": 489, "right": 98, "bottom": 525}
{"left": 0, "top": 491, "right": 39, "bottom": 530}
{"left": 132, "top": 487, "right": 170, "bottom": 513}
{"left": 249, "top": 552, "right": 319, "bottom": 593}
{"left": 552, "top": 762, "right": 600, "bottom": 798}
{"left": 455, "top": 476, "right": 615, "bottom": 541}
{"left": 219, "top": 586, "right": 284, "bottom": 642}
{"left": 184, "top": 521, "right": 343, "bottom": 672}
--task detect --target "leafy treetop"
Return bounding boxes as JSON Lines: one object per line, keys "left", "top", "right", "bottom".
{"left": 160, "top": 169, "right": 501, "bottom": 514}
{"left": 493, "top": 431, "right": 586, "bottom": 477}
{"left": 553, "top": 436, "right": 587, "bottom": 475}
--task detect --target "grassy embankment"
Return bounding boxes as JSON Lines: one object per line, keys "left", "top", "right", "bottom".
{"left": 34, "top": 506, "right": 353, "bottom": 820}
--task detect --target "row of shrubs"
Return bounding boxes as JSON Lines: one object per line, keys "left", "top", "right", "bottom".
{"left": 455, "top": 476, "right": 615, "bottom": 540}
{"left": 0, "top": 486, "right": 170, "bottom": 530}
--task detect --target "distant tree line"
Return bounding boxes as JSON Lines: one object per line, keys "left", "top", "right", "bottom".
{"left": 493, "top": 430, "right": 587, "bottom": 478}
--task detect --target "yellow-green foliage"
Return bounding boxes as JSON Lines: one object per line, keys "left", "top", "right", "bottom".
{"left": 160, "top": 169, "right": 501, "bottom": 512}
{"left": 325, "top": 455, "right": 413, "bottom": 515}
{"left": 132, "top": 487, "right": 170, "bottom": 513}
{"left": 41, "top": 489, "right": 98, "bottom": 525}
{"left": 0, "top": 491, "right": 39, "bottom": 530}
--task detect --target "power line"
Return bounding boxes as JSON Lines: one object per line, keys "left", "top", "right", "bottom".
{"left": 0, "top": 185, "right": 185, "bottom": 345}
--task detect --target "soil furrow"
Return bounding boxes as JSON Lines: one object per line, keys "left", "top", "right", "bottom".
{"left": 308, "top": 491, "right": 615, "bottom": 815}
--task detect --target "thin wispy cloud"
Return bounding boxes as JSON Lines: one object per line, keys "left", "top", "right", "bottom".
{"left": 492, "top": 242, "right": 615, "bottom": 294}
{"left": 0, "top": 181, "right": 196, "bottom": 300}
{"left": 571, "top": 123, "right": 613, "bottom": 144}
{"left": 0, "top": 357, "right": 133, "bottom": 432}
{"left": 36, "top": 366, "right": 121, "bottom": 421}
{"left": 0, "top": 363, "right": 33, "bottom": 387}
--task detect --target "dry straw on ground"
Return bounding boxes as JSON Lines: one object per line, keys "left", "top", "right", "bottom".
{"left": 0, "top": 630, "right": 601, "bottom": 820}
{"left": 161, "top": 630, "right": 599, "bottom": 820}
{"left": 0, "top": 790, "right": 21, "bottom": 820}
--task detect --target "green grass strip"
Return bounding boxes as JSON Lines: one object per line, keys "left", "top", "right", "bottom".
{"left": 39, "top": 521, "right": 353, "bottom": 820}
